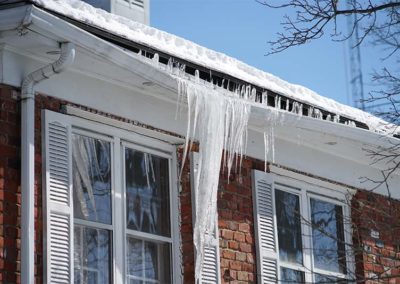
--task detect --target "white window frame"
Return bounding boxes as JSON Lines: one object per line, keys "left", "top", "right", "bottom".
{"left": 45, "top": 110, "right": 182, "bottom": 284}
{"left": 253, "top": 167, "right": 355, "bottom": 283}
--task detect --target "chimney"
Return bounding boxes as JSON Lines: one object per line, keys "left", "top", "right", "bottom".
{"left": 82, "top": 0, "right": 150, "bottom": 25}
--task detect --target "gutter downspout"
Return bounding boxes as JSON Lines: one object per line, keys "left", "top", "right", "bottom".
{"left": 21, "top": 42, "right": 75, "bottom": 284}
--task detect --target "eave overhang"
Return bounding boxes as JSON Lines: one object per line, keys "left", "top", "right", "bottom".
{"left": 0, "top": 3, "right": 398, "bottom": 173}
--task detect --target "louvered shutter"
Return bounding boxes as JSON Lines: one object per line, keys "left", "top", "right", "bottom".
{"left": 252, "top": 170, "right": 278, "bottom": 284}
{"left": 43, "top": 111, "right": 73, "bottom": 283}
{"left": 190, "top": 152, "right": 221, "bottom": 284}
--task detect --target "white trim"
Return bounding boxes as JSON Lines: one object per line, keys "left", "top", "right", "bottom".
{"left": 44, "top": 109, "right": 182, "bottom": 283}
{"left": 270, "top": 165, "right": 356, "bottom": 196}
{"left": 122, "top": 140, "right": 173, "bottom": 159}
{"left": 125, "top": 229, "right": 173, "bottom": 244}
{"left": 113, "top": 136, "right": 124, "bottom": 284}
{"left": 65, "top": 105, "right": 185, "bottom": 145}
{"left": 73, "top": 219, "right": 113, "bottom": 231}
{"left": 67, "top": 112, "right": 177, "bottom": 154}
{"left": 253, "top": 169, "right": 355, "bottom": 283}
{"left": 72, "top": 128, "right": 113, "bottom": 142}
{"left": 306, "top": 194, "right": 349, "bottom": 280}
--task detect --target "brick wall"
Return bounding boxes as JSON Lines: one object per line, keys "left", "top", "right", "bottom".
{"left": 179, "top": 148, "right": 265, "bottom": 284}
{"left": 0, "top": 85, "right": 21, "bottom": 283}
{"left": 352, "top": 190, "right": 400, "bottom": 283}
{"left": 0, "top": 87, "right": 70, "bottom": 283}
{"left": 2, "top": 84, "right": 400, "bottom": 284}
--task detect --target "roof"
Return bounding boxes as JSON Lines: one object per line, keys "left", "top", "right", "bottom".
{"left": 28, "top": 0, "right": 399, "bottom": 136}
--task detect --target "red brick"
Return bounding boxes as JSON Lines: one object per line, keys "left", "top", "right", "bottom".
{"left": 234, "top": 231, "right": 245, "bottom": 242}
{"left": 229, "top": 260, "right": 241, "bottom": 270}
{"left": 238, "top": 223, "right": 250, "bottom": 233}
{"left": 236, "top": 251, "right": 246, "bottom": 262}
{"left": 240, "top": 243, "right": 252, "bottom": 253}
{"left": 222, "top": 250, "right": 235, "bottom": 260}
{"left": 228, "top": 240, "right": 239, "bottom": 250}
{"left": 221, "top": 229, "right": 233, "bottom": 240}
{"left": 237, "top": 271, "right": 248, "bottom": 281}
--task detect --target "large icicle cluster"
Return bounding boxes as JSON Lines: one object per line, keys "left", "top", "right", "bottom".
{"left": 178, "top": 78, "right": 251, "bottom": 282}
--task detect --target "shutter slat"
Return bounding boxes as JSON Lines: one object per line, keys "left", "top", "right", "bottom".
{"left": 44, "top": 114, "right": 73, "bottom": 284}
{"left": 252, "top": 170, "right": 278, "bottom": 284}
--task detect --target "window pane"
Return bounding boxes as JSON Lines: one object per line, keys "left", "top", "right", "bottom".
{"left": 127, "top": 237, "right": 171, "bottom": 283}
{"left": 74, "top": 225, "right": 112, "bottom": 284}
{"left": 73, "top": 134, "right": 112, "bottom": 224}
{"left": 314, "top": 273, "right": 349, "bottom": 283}
{"left": 280, "top": 267, "right": 305, "bottom": 284}
{"left": 125, "top": 149, "right": 170, "bottom": 236}
{"left": 275, "top": 189, "right": 303, "bottom": 265}
{"left": 311, "top": 198, "right": 346, "bottom": 274}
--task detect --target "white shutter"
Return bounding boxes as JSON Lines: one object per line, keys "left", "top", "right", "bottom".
{"left": 190, "top": 152, "right": 221, "bottom": 284}
{"left": 252, "top": 170, "right": 278, "bottom": 284}
{"left": 43, "top": 111, "right": 73, "bottom": 283}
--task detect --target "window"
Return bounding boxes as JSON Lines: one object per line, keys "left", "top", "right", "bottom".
{"left": 43, "top": 110, "right": 180, "bottom": 284}
{"left": 252, "top": 170, "right": 353, "bottom": 284}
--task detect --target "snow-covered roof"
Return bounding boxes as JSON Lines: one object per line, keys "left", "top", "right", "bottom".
{"left": 32, "top": 0, "right": 397, "bottom": 135}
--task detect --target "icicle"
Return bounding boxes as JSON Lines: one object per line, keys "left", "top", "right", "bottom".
{"left": 179, "top": 63, "right": 186, "bottom": 77}
{"left": 262, "top": 91, "right": 268, "bottom": 105}
{"left": 285, "top": 99, "right": 289, "bottom": 111}
{"left": 275, "top": 95, "right": 281, "bottom": 109}
{"left": 250, "top": 87, "right": 257, "bottom": 102}
{"left": 308, "top": 106, "right": 314, "bottom": 117}
{"left": 195, "top": 70, "right": 200, "bottom": 83}
{"left": 178, "top": 78, "right": 250, "bottom": 283}
{"left": 346, "top": 120, "right": 356, "bottom": 127}
{"left": 167, "top": 58, "right": 173, "bottom": 73}
{"left": 263, "top": 131, "right": 268, "bottom": 171}
{"left": 291, "top": 102, "right": 302, "bottom": 115}
{"left": 326, "top": 114, "right": 331, "bottom": 121}
{"left": 245, "top": 85, "right": 251, "bottom": 100}
{"left": 152, "top": 53, "right": 159, "bottom": 68}
{"left": 333, "top": 115, "right": 340, "bottom": 123}
{"left": 240, "top": 85, "right": 246, "bottom": 98}
{"left": 312, "top": 109, "right": 323, "bottom": 120}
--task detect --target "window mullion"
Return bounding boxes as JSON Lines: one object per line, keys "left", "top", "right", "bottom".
{"left": 301, "top": 191, "right": 313, "bottom": 283}
{"left": 113, "top": 137, "right": 124, "bottom": 284}
{"left": 142, "top": 240, "right": 145, "bottom": 281}
{"left": 80, "top": 227, "right": 83, "bottom": 284}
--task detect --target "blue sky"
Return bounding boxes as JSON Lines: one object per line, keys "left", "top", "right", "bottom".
{"left": 150, "top": 0, "right": 390, "bottom": 107}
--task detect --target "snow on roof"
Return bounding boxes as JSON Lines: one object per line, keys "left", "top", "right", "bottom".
{"left": 32, "top": 0, "right": 397, "bottom": 135}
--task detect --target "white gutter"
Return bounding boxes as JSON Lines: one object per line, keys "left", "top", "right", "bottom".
{"left": 21, "top": 42, "right": 75, "bottom": 284}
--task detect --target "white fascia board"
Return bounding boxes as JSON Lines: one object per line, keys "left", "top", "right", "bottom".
{"left": 249, "top": 104, "right": 399, "bottom": 151}
{"left": 0, "top": 5, "right": 32, "bottom": 31}
{"left": 28, "top": 6, "right": 177, "bottom": 93}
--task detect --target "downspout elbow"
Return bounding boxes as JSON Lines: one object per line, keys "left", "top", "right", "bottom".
{"left": 21, "top": 42, "right": 75, "bottom": 99}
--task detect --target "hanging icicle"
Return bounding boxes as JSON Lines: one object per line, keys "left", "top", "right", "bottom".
{"left": 177, "top": 78, "right": 251, "bottom": 283}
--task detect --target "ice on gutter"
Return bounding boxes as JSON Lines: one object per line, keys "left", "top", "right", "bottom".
{"left": 175, "top": 67, "right": 288, "bottom": 281}
{"left": 31, "top": 0, "right": 397, "bottom": 135}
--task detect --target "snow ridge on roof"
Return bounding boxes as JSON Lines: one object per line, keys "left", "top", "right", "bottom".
{"left": 33, "top": 0, "right": 396, "bottom": 134}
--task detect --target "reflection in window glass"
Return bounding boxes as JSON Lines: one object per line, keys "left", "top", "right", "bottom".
{"left": 125, "top": 149, "right": 170, "bottom": 236}
{"left": 74, "top": 225, "right": 111, "bottom": 284}
{"left": 280, "top": 267, "right": 305, "bottom": 284}
{"left": 127, "top": 237, "right": 171, "bottom": 283}
{"left": 72, "top": 134, "right": 112, "bottom": 224}
{"left": 275, "top": 189, "right": 303, "bottom": 265}
{"left": 314, "top": 273, "right": 349, "bottom": 283}
{"left": 311, "top": 198, "right": 346, "bottom": 274}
